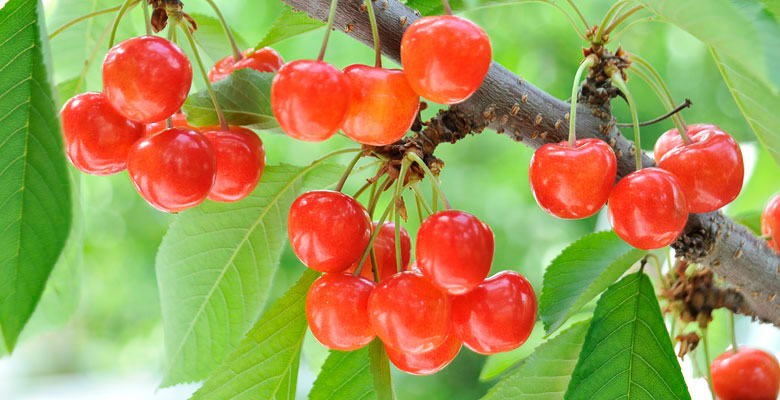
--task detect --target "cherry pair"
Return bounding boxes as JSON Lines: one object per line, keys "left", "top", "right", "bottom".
{"left": 710, "top": 347, "right": 780, "bottom": 400}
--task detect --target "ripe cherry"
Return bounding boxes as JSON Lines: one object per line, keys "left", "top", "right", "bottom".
{"left": 145, "top": 112, "right": 192, "bottom": 136}
{"left": 208, "top": 47, "right": 284, "bottom": 82}
{"left": 271, "top": 60, "right": 350, "bottom": 142}
{"left": 202, "top": 126, "right": 265, "bottom": 202}
{"left": 347, "top": 221, "right": 412, "bottom": 282}
{"left": 416, "top": 210, "right": 494, "bottom": 295}
{"left": 288, "top": 191, "right": 371, "bottom": 273}
{"left": 385, "top": 334, "right": 461, "bottom": 375}
{"left": 368, "top": 271, "right": 450, "bottom": 354}
{"left": 653, "top": 123, "right": 719, "bottom": 163}
{"left": 60, "top": 92, "right": 144, "bottom": 175}
{"left": 450, "top": 271, "right": 536, "bottom": 354}
{"left": 608, "top": 168, "right": 689, "bottom": 250}
{"left": 127, "top": 128, "right": 216, "bottom": 213}
{"left": 342, "top": 65, "right": 420, "bottom": 145}
{"left": 401, "top": 16, "right": 491, "bottom": 104}
{"left": 529, "top": 138, "right": 617, "bottom": 219}
{"left": 306, "top": 273, "right": 376, "bottom": 351}
{"left": 103, "top": 36, "right": 192, "bottom": 123}
{"left": 658, "top": 129, "right": 743, "bottom": 213}
{"left": 711, "top": 348, "right": 780, "bottom": 400}
{"left": 762, "top": 194, "right": 780, "bottom": 252}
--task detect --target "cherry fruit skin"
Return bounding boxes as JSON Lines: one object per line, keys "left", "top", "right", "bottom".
{"left": 711, "top": 348, "right": 780, "bottom": 400}
{"left": 653, "top": 123, "right": 719, "bottom": 163}
{"left": 306, "top": 273, "right": 376, "bottom": 351}
{"left": 288, "top": 191, "right": 371, "bottom": 273}
{"left": 208, "top": 47, "right": 284, "bottom": 82}
{"left": 607, "top": 168, "right": 689, "bottom": 250}
{"left": 145, "top": 112, "right": 192, "bottom": 136}
{"left": 450, "top": 271, "right": 536, "bottom": 354}
{"left": 347, "top": 221, "right": 412, "bottom": 282}
{"left": 416, "top": 210, "right": 494, "bottom": 295}
{"left": 60, "top": 92, "right": 144, "bottom": 175}
{"left": 529, "top": 138, "right": 617, "bottom": 219}
{"left": 342, "top": 65, "right": 420, "bottom": 145}
{"left": 385, "top": 334, "right": 461, "bottom": 375}
{"left": 103, "top": 36, "right": 192, "bottom": 123}
{"left": 202, "top": 126, "right": 265, "bottom": 202}
{"left": 271, "top": 60, "right": 350, "bottom": 142}
{"left": 401, "top": 16, "right": 491, "bottom": 104}
{"left": 762, "top": 194, "right": 780, "bottom": 252}
{"left": 368, "top": 271, "right": 451, "bottom": 354}
{"left": 127, "top": 128, "right": 216, "bottom": 212}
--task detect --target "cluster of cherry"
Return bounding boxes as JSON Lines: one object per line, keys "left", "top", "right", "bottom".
{"left": 290, "top": 190, "right": 536, "bottom": 375}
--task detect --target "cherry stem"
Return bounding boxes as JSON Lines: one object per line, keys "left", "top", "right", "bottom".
{"left": 393, "top": 158, "right": 411, "bottom": 273}
{"left": 368, "top": 176, "right": 393, "bottom": 218}
{"left": 365, "top": 0, "right": 382, "bottom": 68}
{"left": 729, "top": 312, "right": 738, "bottom": 353}
{"left": 568, "top": 55, "right": 597, "bottom": 147}
{"left": 609, "top": 68, "right": 643, "bottom": 171}
{"left": 406, "top": 152, "right": 451, "bottom": 210}
{"left": 702, "top": 328, "right": 716, "bottom": 400}
{"left": 353, "top": 180, "right": 373, "bottom": 199}
{"left": 441, "top": 0, "right": 453, "bottom": 15}
{"left": 369, "top": 249, "right": 380, "bottom": 283}
{"left": 50, "top": 5, "right": 122, "bottom": 39}
{"left": 141, "top": 0, "right": 152, "bottom": 35}
{"left": 353, "top": 199, "right": 394, "bottom": 277}
{"left": 414, "top": 188, "right": 425, "bottom": 224}
{"left": 593, "top": 0, "right": 628, "bottom": 44}
{"left": 603, "top": 5, "right": 644, "bottom": 37}
{"left": 615, "top": 99, "right": 692, "bottom": 128}
{"left": 178, "top": 20, "right": 229, "bottom": 131}
{"left": 108, "top": 0, "right": 139, "bottom": 48}
{"left": 318, "top": 0, "right": 340, "bottom": 61}
{"left": 70, "top": 17, "right": 114, "bottom": 95}
{"left": 204, "top": 0, "right": 243, "bottom": 61}
{"left": 335, "top": 151, "right": 364, "bottom": 192}
{"left": 411, "top": 183, "right": 434, "bottom": 216}
{"left": 629, "top": 54, "right": 690, "bottom": 144}
{"left": 564, "top": 0, "right": 589, "bottom": 31}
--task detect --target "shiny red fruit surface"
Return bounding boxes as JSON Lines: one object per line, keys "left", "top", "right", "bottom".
{"left": 653, "top": 123, "right": 720, "bottom": 163}
{"left": 347, "top": 221, "right": 412, "bottom": 282}
{"left": 342, "top": 65, "right": 419, "bottom": 145}
{"left": 271, "top": 60, "right": 350, "bottom": 141}
{"left": 762, "top": 194, "right": 780, "bottom": 252}
{"left": 401, "top": 16, "right": 491, "bottom": 104}
{"left": 306, "top": 273, "right": 376, "bottom": 351}
{"left": 202, "top": 126, "right": 265, "bottom": 202}
{"left": 368, "top": 271, "right": 450, "bottom": 353}
{"left": 127, "top": 128, "right": 215, "bottom": 213}
{"left": 416, "top": 210, "right": 494, "bottom": 295}
{"left": 607, "top": 168, "right": 689, "bottom": 250}
{"left": 288, "top": 191, "right": 371, "bottom": 273}
{"left": 60, "top": 92, "right": 144, "bottom": 175}
{"left": 208, "top": 47, "right": 284, "bottom": 82}
{"left": 658, "top": 129, "right": 743, "bottom": 213}
{"left": 145, "top": 113, "right": 192, "bottom": 136}
{"left": 103, "top": 36, "right": 192, "bottom": 123}
{"left": 711, "top": 348, "right": 780, "bottom": 400}
{"left": 385, "top": 334, "right": 461, "bottom": 375}
{"left": 529, "top": 138, "right": 617, "bottom": 219}
{"left": 450, "top": 271, "right": 536, "bottom": 354}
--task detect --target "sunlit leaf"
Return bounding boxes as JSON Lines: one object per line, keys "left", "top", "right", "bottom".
{"left": 190, "top": 12, "right": 250, "bottom": 64}
{"left": 256, "top": 5, "right": 324, "bottom": 49}
{"left": 309, "top": 347, "right": 377, "bottom": 400}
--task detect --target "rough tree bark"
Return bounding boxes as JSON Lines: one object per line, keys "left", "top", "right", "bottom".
{"left": 281, "top": 0, "right": 780, "bottom": 325}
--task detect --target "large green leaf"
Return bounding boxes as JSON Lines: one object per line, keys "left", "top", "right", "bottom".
{"left": 539, "top": 231, "right": 646, "bottom": 335}
{"left": 0, "top": 0, "right": 72, "bottom": 351}
{"left": 256, "top": 5, "right": 324, "bottom": 49}
{"left": 309, "top": 347, "right": 377, "bottom": 400}
{"left": 564, "top": 273, "right": 690, "bottom": 400}
{"left": 158, "top": 163, "right": 343, "bottom": 386}
{"left": 190, "top": 269, "right": 320, "bottom": 400}
{"left": 481, "top": 320, "right": 590, "bottom": 400}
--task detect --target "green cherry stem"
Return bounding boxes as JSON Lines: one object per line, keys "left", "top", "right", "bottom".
{"left": 629, "top": 54, "right": 690, "bottom": 144}
{"left": 603, "top": 5, "right": 644, "bottom": 37}
{"left": 406, "top": 152, "right": 451, "bottom": 210}
{"left": 335, "top": 151, "right": 364, "bottom": 192}
{"left": 568, "top": 55, "right": 597, "bottom": 147}
{"left": 141, "top": 0, "right": 152, "bottom": 35}
{"left": 365, "top": 0, "right": 382, "bottom": 68}
{"left": 564, "top": 0, "right": 589, "bottom": 30}
{"left": 353, "top": 199, "right": 395, "bottom": 277}
{"left": 393, "top": 158, "right": 412, "bottom": 273}
{"left": 411, "top": 183, "right": 434, "bottom": 216}
{"left": 414, "top": 189, "right": 425, "bottom": 224}
{"left": 593, "top": 0, "right": 629, "bottom": 44}
{"left": 369, "top": 176, "right": 394, "bottom": 218}
{"left": 108, "top": 0, "right": 139, "bottom": 48}
{"left": 204, "top": 0, "right": 244, "bottom": 61}
{"left": 318, "top": 0, "right": 340, "bottom": 61}
{"left": 609, "top": 68, "right": 643, "bottom": 171}
{"left": 702, "top": 328, "right": 716, "bottom": 400}
{"left": 729, "top": 312, "right": 738, "bottom": 353}
{"left": 441, "top": 0, "right": 453, "bottom": 15}
{"left": 50, "top": 5, "right": 123, "bottom": 39}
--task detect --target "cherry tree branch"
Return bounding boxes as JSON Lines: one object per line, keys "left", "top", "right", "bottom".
{"left": 281, "top": 0, "right": 780, "bottom": 325}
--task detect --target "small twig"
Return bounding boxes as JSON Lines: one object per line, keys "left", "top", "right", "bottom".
{"left": 616, "top": 99, "right": 692, "bottom": 127}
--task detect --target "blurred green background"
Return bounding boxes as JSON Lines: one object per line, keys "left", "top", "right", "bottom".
{"left": 1, "top": 0, "right": 778, "bottom": 399}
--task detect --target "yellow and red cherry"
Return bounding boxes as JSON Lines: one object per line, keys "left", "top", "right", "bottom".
{"left": 202, "top": 126, "right": 265, "bottom": 202}
{"left": 208, "top": 47, "right": 284, "bottom": 82}
{"left": 60, "top": 92, "right": 144, "bottom": 175}
{"left": 385, "top": 333, "right": 461, "bottom": 375}
{"left": 347, "top": 221, "right": 412, "bottom": 282}
{"left": 653, "top": 123, "right": 719, "bottom": 163}
{"left": 145, "top": 112, "right": 192, "bottom": 136}
{"left": 711, "top": 348, "right": 780, "bottom": 400}
{"left": 761, "top": 194, "right": 780, "bottom": 252}
{"left": 306, "top": 273, "right": 376, "bottom": 351}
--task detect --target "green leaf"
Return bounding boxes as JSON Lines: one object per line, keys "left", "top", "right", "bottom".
{"left": 190, "top": 12, "right": 250, "bottom": 63}
{"left": 158, "top": 162, "right": 343, "bottom": 386}
{"left": 190, "top": 269, "right": 320, "bottom": 400}
{"left": 368, "top": 339, "right": 395, "bottom": 400}
{"left": 539, "top": 231, "right": 646, "bottom": 335}
{"left": 481, "top": 320, "right": 590, "bottom": 400}
{"left": 256, "top": 5, "right": 324, "bottom": 49}
{"left": 0, "top": 0, "right": 72, "bottom": 351}
{"left": 403, "top": 0, "right": 466, "bottom": 15}
{"left": 564, "top": 273, "right": 690, "bottom": 400}
{"left": 182, "top": 68, "right": 277, "bottom": 131}
{"left": 309, "top": 347, "right": 377, "bottom": 400}
{"left": 732, "top": 211, "right": 763, "bottom": 236}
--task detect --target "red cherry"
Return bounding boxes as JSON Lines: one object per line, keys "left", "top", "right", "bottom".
{"left": 145, "top": 112, "right": 192, "bottom": 136}
{"left": 306, "top": 273, "right": 376, "bottom": 351}
{"left": 711, "top": 348, "right": 780, "bottom": 400}
{"left": 607, "top": 168, "right": 689, "bottom": 250}
{"left": 653, "top": 123, "right": 720, "bottom": 163}
{"left": 347, "top": 221, "right": 412, "bottom": 282}
{"left": 271, "top": 60, "right": 350, "bottom": 142}
{"left": 416, "top": 210, "right": 494, "bottom": 295}
{"left": 385, "top": 334, "right": 461, "bottom": 375}
{"left": 103, "top": 36, "right": 192, "bottom": 123}
{"left": 450, "top": 271, "right": 536, "bottom": 354}
{"left": 762, "top": 194, "right": 780, "bottom": 252}
{"left": 60, "top": 92, "right": 144, "bottom": 175}
{"left": 401, "top": 16, "right": 491, "bottom": 104}
{"left": 341, "top": 65, "right": 420, "bottom": 145}
{"left": 658, "top": 129, "right": 744, "bottom": 213}
{"left": 288, "top": 191, "right": 371, "bottom": 273}
{"left": 368, "top": 271, "right": 450, "bottom": 353}
{"left": 127, "top": 128, "right": 215, "bottom": 212}
{"left": 201, "top": 126, "right": 265, "bottom": 202}
{"left": 528, "top": 138, "right": 617, "bottom": 219}
{"left": 208, "top": 47, "right": 284, "bottom": 82}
